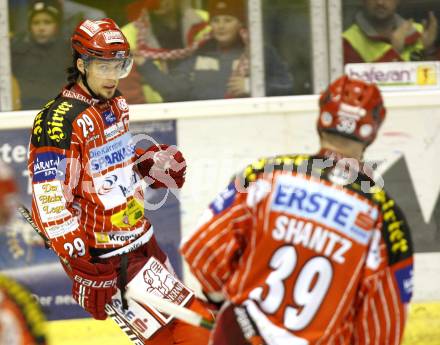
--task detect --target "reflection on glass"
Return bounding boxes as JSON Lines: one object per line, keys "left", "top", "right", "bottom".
{"left": 263, "top": 0, "right": 311, "bottom": 95}
{"left": 5, "top": 0, "right": 297, "bottom": 109}
{"left": 342, "top": 0, "right": 439, "bottom": 64}
{"left": 119, "top": 0, "right": 211, "bottom": 104}
{"left": 119, "top": 0, "right": 293, "bottom": 103}
{"left": 10, "top": 0, "right": 70, "bottom": 110}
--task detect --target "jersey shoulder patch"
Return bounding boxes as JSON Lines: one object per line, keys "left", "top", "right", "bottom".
{"left": 239, "top": 154, "right": 311, "bottom": 188}
{"left": 370, "top": 187, "right": 413, "bottom": 265}
{"left": 31, "top": 95, "right": 90, "bottom": 149}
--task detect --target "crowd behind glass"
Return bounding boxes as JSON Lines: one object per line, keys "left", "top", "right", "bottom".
{"left": 6, "top": 0, "right": 440, "bottom": 111}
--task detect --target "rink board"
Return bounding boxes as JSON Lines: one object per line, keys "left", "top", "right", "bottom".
{"left": 45, "top": 302, "right": 440, "bottom": 345}
{"left": 0, "top": 94, "right": 438, "bottom": 339}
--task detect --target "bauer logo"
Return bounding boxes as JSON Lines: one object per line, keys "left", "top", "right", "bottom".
{"left": 33, "top": 151, "right": 66, "bottom": 182}
{"left": 395, "top": 264, "right": 413, "bottom": 303}
{"left": 210, "top": 183, "right": 237, "bottom": 215}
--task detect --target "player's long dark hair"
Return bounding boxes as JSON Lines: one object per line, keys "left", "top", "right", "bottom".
{"left": 67, "top": 50, "right": 81, "bottom": 84}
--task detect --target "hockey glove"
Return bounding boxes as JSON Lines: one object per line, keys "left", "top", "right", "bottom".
{"left": 135, "top": 144, "right": 186, "bottom": 189}
{"left": 69, "top": 258, "right": 117, "bottom": 320}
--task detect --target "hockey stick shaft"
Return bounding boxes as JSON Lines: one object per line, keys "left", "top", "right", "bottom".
{"left": 125, "top": 287, "right": 214, "bottom": 330}
{"left": 17, "top": 204, "right": 145, "bottom": 344}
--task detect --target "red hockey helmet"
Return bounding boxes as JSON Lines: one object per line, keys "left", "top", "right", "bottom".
{"left": 72, "top": 18, "right": 130, "bottom": 59}
{"left": 317, "top": 75, "right": 386, "bottom": 145}
{"left": 71, "top": 18, "right": 133, "bottom": 79}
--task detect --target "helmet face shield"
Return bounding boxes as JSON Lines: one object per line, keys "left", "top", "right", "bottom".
{"left": 84, "top": 56, "right": 133, "bottom": 79}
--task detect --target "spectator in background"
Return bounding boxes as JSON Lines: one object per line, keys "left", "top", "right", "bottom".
{"left": 132, "top": 0, "right": 293, "bottom": 102}
{"left": 343, "top": 0, "right": 438, "bottom": 63}
{"left": 119, "top": 0, "right": 210, "bottom": 103}
{"left": 8, "top": 0, "right": 106, "bottom": 39}
{"left": 11, "top": 0, "right": 70, "bottom": 110}
{"left": 60, "top": 0, "right": 107, "bottom": 36}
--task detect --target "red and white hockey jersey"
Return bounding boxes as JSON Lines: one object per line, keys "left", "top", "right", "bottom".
{"left": 182, "top": 151, "right": 414, "bottom": 345}
{"left": 28, "top": 84, "right": 150, "bottom": 260}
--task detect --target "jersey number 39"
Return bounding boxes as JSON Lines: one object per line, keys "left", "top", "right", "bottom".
{"left": 249, "top": 245, "right": 333, "bottom": 331}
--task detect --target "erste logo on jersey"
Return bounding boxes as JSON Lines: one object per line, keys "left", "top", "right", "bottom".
{"left": 210, "top": 183, "right": 237, "bottom": 215}
{"left": 271, "top": 175, "right": 377, "bottom": 245}
{"left": 89, "top": 133, "right": 135, "bottom": 173}
{"left": 33, "top": 151, "right": 66, "bottom": 182}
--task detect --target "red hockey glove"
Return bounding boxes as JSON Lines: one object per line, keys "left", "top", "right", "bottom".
{"left": 135, "top": 144, "right": 186, "bottom": 189}
{"left": 69, "top": 258, "right": 117, "bottom": 320}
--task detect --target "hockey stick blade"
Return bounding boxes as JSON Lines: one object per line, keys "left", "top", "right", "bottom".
{"left": 17, "top": 204, "right": 145, "bottom": 344}
{"left": 125, "top": 287, "right": 214, "bottom": 330}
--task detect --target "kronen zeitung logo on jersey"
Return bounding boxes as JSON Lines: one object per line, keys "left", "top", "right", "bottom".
{"left": 89, "top": 133, "right": 135, "bottom": 173}
{"left": 271, "top": 175, "right": 377, "bottom": 245}
{"left": 95, "top": 226, "right": 145, "bottom": 245}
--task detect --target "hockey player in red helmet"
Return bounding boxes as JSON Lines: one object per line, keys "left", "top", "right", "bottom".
{"left": 28, "top": 18, "right": 211, "bottom": 344}
{"left": 69, "top": 18, "right": 134, "bottom": 100}
{"left": 182, "top": 75, "right": 413, "bottom": 345}
{"left": 317, "top": 74, "right": 386, "bottom": 153}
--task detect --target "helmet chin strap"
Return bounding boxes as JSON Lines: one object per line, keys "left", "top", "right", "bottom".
{"left": 80, "top": 68, "right": 106, "bottom": 102}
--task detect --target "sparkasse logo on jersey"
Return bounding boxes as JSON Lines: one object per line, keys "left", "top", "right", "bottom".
{"left": 89, "top": 133, "right": 135, "bottom": 173}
